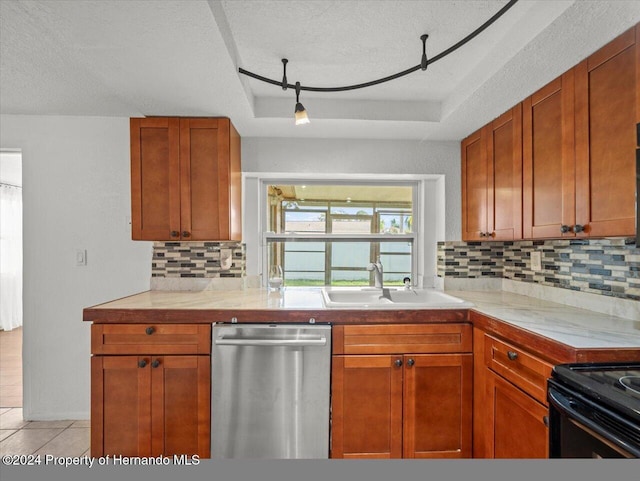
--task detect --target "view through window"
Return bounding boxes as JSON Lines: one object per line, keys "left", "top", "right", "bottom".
{"left": 265, "top": 184, "right": 414, "bottom": 286}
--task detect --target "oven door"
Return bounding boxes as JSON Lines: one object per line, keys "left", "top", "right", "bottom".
{"left": 548, "top": 380, "right": 640, "bottom": 458}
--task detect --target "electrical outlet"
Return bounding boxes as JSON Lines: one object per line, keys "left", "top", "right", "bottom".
{"left": 220, "top": 248, "right": 232, "bottom": 270}
{"left": 530, "top": 251, "right": 542, "bottom": 272}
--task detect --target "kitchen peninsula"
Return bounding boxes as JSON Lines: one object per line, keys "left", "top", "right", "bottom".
{"left": 84, "top": 286, "right": 640, "bottom": 459}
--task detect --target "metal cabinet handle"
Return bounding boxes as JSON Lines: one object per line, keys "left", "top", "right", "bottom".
{"left": 573, "top": 224, "right": 584, "bottom": 233}
{"left": 507, "top": 351, "right": 518, "bottom": 361}
{"left": 406, "top": 358, "right": 415, "bottom": 367}
{"left": 215, "top": 337, "right": 326, "bottom": 347}
{"left": 170, "top": 231, "right": 180, "bottom": 238}
{"left": 479, "top": 232, "right": 486, "bottom": 237}
{"left": 560, "top": 225, "right": 571, "bottom": 234}
{"left": 138, "top": 359, "right": 148, "bottom": 368}
{"left": 145, "top": 326, "right": 155, "bottom": 335}
{"left": 151, "top": 359, "right": 160, "bottom": 368}
{"left": 394, "top": 359, "right": 403, "bottom": 367}
{"left": 182, "top": 231, "right": 191, "bottom": 238}
{"left": 488, "top": 231, "right": 496, "bottom": 238}
{"left": 543, "top": 415, "right": 549, "bottom": 427}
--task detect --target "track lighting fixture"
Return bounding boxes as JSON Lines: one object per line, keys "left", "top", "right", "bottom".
{"left": 239, "top": 0, "right": 518, "bottom": 125}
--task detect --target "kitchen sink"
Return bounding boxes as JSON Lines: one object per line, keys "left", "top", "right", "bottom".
{"left": 321, "top": 287, "right": 473, "bottom": 309}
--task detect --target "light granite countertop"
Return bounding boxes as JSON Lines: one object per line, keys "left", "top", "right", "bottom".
{"left": 85, "top": 287, "right": 640, "bottom": 351}
{"left": 448, "top": 290, "right": 640, "bottom": 349}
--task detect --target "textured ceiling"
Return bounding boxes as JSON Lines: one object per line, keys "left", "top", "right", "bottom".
{"left": 1, "top": 1, "right": 639, "bottom": 140}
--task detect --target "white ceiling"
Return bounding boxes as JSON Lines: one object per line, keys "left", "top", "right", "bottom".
{"left": 1, "top": 0, "right": 639, "bottom": 141}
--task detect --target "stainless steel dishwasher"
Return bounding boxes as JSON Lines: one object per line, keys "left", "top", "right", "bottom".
{"left": 211, "top": 323, "right": 331, "bottom": 458}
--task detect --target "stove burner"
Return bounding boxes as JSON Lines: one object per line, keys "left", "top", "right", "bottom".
{"left": 619, "top": 376, "right": 640, "bottom": 395}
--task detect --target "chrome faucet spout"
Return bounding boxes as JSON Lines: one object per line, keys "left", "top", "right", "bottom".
{"left": 367, "top": 258, "right": 384, "bottom": 289}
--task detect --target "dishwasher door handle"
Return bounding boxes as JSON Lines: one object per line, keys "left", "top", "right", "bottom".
{"left": 214, "top": 336, "right": 327, "bottom": 347}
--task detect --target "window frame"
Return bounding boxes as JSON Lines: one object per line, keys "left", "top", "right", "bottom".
{"left": 259, "top": 177, "right": 423, "bottom": 287}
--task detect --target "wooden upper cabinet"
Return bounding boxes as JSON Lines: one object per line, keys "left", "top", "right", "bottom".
{"left": 466, "top": 24, "right": 639, "bottom": 241}
{"left": 131, "top": 117, "right": 241, "bottom": 241}
{"left": 489, "top": 105, "right": 523, "bottom": 241}
{"left": 461, "top": 128, "right": 488, "bottom": 240}
{"left": 574, "top": 25, "right": 638, "bottom": 237}
{"left": 462, "top": 105, "right": 522, "bottom": 241}
{"left": 523, "top": 71, "right": 576, "bottom": 239}
{"left": 130, "top": 117, "right": 181, "bottom": 241}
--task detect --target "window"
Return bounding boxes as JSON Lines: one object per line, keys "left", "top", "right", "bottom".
{"left": 265, "top": 183, "right": 415, "bottom": 286}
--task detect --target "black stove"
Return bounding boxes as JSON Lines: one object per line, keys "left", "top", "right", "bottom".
{"left": 548, "top": 362, "right": 640, "bottom": 458}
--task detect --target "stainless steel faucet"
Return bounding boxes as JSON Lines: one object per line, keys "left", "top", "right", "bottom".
{"left": 367, "top": 258, "right": 384, "bottom": 288}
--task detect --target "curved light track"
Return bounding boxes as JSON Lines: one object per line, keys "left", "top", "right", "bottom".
{"left": 238, "top": 0, "right": 519, "bottom": 93}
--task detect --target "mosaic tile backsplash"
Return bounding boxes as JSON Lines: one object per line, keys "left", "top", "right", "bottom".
{"left": 437, "top": 239, "right": 640, "bottom": 301}
{"left": 152, "top": 242, "right": 245, "bottom": 278}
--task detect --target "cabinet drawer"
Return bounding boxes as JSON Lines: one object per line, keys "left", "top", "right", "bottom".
{"left": 334, "top": 324, "right": 472, "bottom": 355}
{"left": 92, "top": 324, "right": 210, "bottom": 355}
{"left": 484, "top": 334, "right": 553, "bottom": 405}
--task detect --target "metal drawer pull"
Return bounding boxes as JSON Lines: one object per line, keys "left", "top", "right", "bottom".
{"left": 407, "top": 358, "right": 415, "bottom": 367}
{"left": 394, "top": 359, "right": 403, "bottom": 367}
{"left": 543, "top": 415, "right": 549, "bottom": 427}
{"left": 215, "top": 337, "right": 326, "bottom": 347}
{"left": 138, "top": 359, "right": 148, "bottom": 368}
{"left": 151, "top": 359, "right": 161, "bottom": 368}
{"left": 507, "top": 351, "right": 518, "bottom": 361}
{"left": 145, "top": 326, "right": 155, "bottom": 335}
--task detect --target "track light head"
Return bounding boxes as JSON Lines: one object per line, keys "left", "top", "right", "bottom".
{"left": 294, "top": 81, "right": 310, "bottom": 125}
{"left": 295, "top": 103, "right": 310, "bottom": 125}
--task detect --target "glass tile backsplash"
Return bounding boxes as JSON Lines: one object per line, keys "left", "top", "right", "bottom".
{"left": 152, "top": 242, "right": 245, "bottom": 278}
{"left": 437, "top": 238, "right": 639, "bottom": 301}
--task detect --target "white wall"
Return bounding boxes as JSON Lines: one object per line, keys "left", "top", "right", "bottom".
{"left": 0, "top": 115, "right": 152, "bottom": 420}
{"left": 242, "top": 137, "right": 461, "bottom": 240}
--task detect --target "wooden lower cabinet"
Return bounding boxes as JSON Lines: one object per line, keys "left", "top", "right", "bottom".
{"left": 330, "top": 355, "right": 402, "bottom": 458}
{"left": 404, "top": 354, "right": 473, "bottom": 458}
{"left": 473, "top": 325, "right": 556, "bottom": 458}
{"left": 91, "top": 355, "right": 210, "bottom": 457}
{"left": 330, "top": 352, "right": 472, "bottom": 458}
{"left": 486, "top": 371, "right": 549, "bottom": 458}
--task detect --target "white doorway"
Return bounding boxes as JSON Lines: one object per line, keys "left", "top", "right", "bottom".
{"left": 0, "top": 150, "right": 23, "bottom": 408}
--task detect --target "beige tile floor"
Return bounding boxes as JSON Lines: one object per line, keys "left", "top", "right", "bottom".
{"left": 0, "top": 328, "right": 90, "bottom": 456}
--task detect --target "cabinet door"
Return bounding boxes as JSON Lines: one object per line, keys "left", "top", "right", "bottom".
{"left": 523, "top": 71, "right": 576, "bottom": 239}
{"left": 150, "top": 356, "right": 210, "bottom": 457}
{"left": 130, "top": 117, "right": 181, "bottom": 241}
{"left": 330, "top": 355, "right": 403, "bottom": 458}
{"left": 180, "top": 118, "right": 236, "bottom": 241}
{"left": 488, "top": 105, "right": 523, "bottom": 241}
{"left": 92, "top": 355, "right": 211, "bottom": 458}
{"left": 403, "top": 354, "right": 472, "bottom": 458}
{"left": 574, "top": 26, "right": 638, "bottom": 237}
{"left": 486, "top": 371, "right": 549, "bottom": 458}
{"left": 462, "top": 105, "right": 522, "bottom": 242}
{"left": 91, "top": 356, "right": 152, "bottom": 457}
{"left": 461, "top": 127, "right": 489, "bottom": 240}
